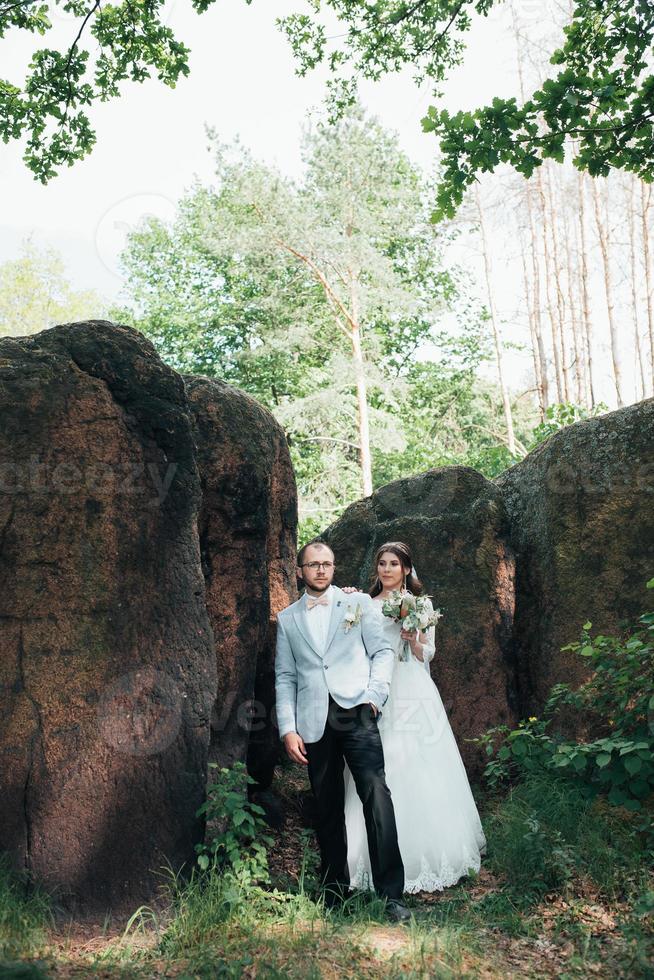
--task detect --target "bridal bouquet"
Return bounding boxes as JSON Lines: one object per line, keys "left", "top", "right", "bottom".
{"left": 381, "top": 590, "right": 443, "bottom": 662}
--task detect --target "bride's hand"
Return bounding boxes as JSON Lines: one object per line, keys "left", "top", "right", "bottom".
{"left": 341, "top": 586, "right": 362, "bottom": 594}
{"left": 400, "top": 627, "right": 422, "bottom": 657}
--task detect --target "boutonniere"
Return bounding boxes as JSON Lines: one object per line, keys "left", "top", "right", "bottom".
{"left": 343, "top": 602, "right": 363, "bottom": 632}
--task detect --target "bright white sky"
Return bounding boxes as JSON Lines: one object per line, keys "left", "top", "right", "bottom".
{"left": 0, "top": 0, "right": 628, "bottom": 407}
{"left": 0, "top": 0, "right": 519, "bottom": 292}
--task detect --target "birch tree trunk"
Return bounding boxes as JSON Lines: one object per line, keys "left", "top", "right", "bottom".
{"left": 349, "top": 275, "right": 373, "bottom": 496}
{"left": 520, "top": 234, "right": 546, "bottom": 420}
{"left": 562, "top": 201, "right": 584, "bottom": 404}
{"left": 641, "top": 182, "right": 654, "bottom": 385}
{"left": 628, "top": 178, "right": 647, "bottom": 401}
{"left": 260, "top": 215, "right": 374, "bottom": 498}
{"left": 592, "top": 179, "right": 625, "bottom": 407}
{"left": 576, "top": 170, "right": 596, "bottom": 407}
{"left": 537, "top": 171, "right": 564, "bottom": 402}
{"left": 544, "top": 169, "right": 571, "bottom": 401}
{"left": 523, "top": 184, "right": 550, "bottom": 412}
{"left": 476, "top": 187, "right": 517, "bottom": 455}
{"left": 511, "top": 3, "right": 549, "bottom": 410}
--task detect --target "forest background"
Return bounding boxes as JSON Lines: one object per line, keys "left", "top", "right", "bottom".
{"left": 1, "top": 0, "right": 652, "bottom": 543}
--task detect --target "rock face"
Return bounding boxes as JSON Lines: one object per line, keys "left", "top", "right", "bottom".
{"left": 4, "top": 316, "right": 649, "bottom": 907}
{"left": 0, "top": 320, "right": 297, "bottom": 911}
{"left": 0, "top": 321, "right": 216, "bottom": 912}
{"left": 185, "top": 377, "right": 297, "bottom": 788}
{"left": 319, "top": 400, "right": 654, "bottom": 771}
{"left": 494, "top": 398, "right": 654, "bottom": 714}
{"left": 321, "top": 467, "right": 518, "bottom": 776}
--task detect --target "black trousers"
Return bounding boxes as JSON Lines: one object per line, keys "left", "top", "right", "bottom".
{"left": 305, "top": 694, "right": 404, "bottom": 901}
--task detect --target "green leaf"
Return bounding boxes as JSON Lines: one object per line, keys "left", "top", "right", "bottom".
{"left": 595, "top": 753, "right": 612, "bottom": 768}
{"left": 607, "top": 786, "right": 626, "bottom": 805}
{"left": 624, "top": 755, "right": 642, "bottom": 775}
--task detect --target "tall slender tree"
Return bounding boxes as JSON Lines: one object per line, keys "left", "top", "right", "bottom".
{"left": 591, "top": 178, "right": 625, "bottom": 407}
{"left": 118, "top": 108, "right": 492, "bottom": 529}
{"left": 475, "top": 186, "right": 517, "bottom": 455}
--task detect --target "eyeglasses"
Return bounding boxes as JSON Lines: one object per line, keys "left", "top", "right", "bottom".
{"left": 300, "top": 561, "right": 335, "bottom": 570}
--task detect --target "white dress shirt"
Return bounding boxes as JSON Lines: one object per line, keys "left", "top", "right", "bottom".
{"left": 304, "top": 584, "right": 333, "bottom": 653}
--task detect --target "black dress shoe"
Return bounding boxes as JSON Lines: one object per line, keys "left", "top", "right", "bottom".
{"left": 385, "top": 899, "right": 411, "bottom": 923}
{"left": 322, "top": 884, "right": 349, "bottom": 909}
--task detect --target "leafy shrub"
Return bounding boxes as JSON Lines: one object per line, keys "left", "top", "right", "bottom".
{"left": 195, "top": 762, "right": 274, "bottom": 883}
{"left": 528, "top": 401, "right": 609, "bottom": 448}
{"left": 477, "top": 578, "right": 654, "bottom": 813}
{"left": 0, "top": 854, "right": 51, "bottom": 961}
{"left": 484, "top": 775, "right": 647, "bottom": 903}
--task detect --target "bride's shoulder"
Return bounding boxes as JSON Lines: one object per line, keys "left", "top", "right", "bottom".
{"left": 345, "top": 590, "right": 378, "bottom": 611}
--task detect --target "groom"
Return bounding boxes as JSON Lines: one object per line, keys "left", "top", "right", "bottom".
{"left": 274, "top": 540, "right": 410, "bottom": 922}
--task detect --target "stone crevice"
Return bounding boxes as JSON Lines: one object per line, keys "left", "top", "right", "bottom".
{"left": 16, "top": 624, "right": 43, "bottom": 874}
{"left": 0, "top": 498, "right": 16, "bottom": 555}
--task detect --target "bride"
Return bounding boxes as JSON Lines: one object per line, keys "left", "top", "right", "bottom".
{"left": 343, "top": 541, "right": 486, "bottom": 893}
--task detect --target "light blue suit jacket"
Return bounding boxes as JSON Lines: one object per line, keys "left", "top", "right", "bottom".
{"left": 274, "top": 586, "right": 395, "bottom": 744}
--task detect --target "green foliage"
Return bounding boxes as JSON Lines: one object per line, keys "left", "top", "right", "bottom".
{"left": 117, "top": 109, "right": 508, "bottom": 537}
{"left": 195, "top": 761, "right": 273, "bottom": 884}
{"left": 6, "top": 0, "right": 653, "bottom": 204}
{"left": 0, "top": 0, "right": 246, "bottom": 182}
{"left": 0, "top": 241, "right": 104, "bottom": 337}
{"left": 477, "top": 579, "right": 654, "bottom": 815}
{"left": 280, "top": 0, "right": 654, "bottom": 219}
{"left": 483, "top": 775, "right": 648, "bottom": 904}
{"left": 528, "top": 400, "right": 610, "bottom": 448}
{"left": 156, "top": 860, "right": 304, "bottom": 963}
{"left": 617, "top": 888, "right": 654, "bottom": 978}
{"left": 0, "top": 854, "right": 52, "bottom": 961}
{"left": 279, "top": 1, "right": 494, "bottom": 100}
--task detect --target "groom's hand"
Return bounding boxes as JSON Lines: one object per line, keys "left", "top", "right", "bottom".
{"left": 283, "top": 732, "right": 308, "bottom": 765}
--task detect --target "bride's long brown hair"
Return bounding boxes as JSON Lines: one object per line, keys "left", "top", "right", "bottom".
{"left": 368, "top": 541, "right": 424, "bottom": 597}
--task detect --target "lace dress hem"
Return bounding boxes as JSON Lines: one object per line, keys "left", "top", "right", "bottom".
{"left": 348, "top": 844, "right": 486, "bottom": 894}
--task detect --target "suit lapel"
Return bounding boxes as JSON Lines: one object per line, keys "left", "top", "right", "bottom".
{"left": 324, "top": 591, "right": 346, "bottom": 653}
{"left": 293, "top": 603, "right": 322, "bottom": 658}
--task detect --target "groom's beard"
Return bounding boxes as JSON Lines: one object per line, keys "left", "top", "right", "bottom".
{"left": 304, "top": 580, "right": 331, "bottom": 594}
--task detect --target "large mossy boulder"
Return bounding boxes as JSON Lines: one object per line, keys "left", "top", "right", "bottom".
{"left": 494, "top": 397, "right": 654, "bottom": 713}
{"left": 0, "top": 320, "right": 216, "bottom": 912}
{"left": 186, "top": 376, "right": 297, "bottom": 787}
{"left": 0, "top": 320, "right": 297, "bottom": 912}
{"left": 321, "top": 467, "right": 518, "bottom": 776}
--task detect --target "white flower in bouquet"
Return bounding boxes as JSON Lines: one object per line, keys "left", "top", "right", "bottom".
{"left": 381, "top": 589, "right": 443, "bottom": 661}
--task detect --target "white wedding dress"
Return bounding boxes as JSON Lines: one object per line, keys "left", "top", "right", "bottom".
{"left": 344, "top": 596, "right": 486, "bottom": 893}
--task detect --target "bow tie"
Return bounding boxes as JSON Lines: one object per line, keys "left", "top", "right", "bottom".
{"left": 306, "top": 595, "right": 329, "bottom": 609}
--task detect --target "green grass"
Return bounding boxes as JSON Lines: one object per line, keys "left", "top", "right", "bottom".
{"left": 482, "top": 773, "right": 649, "bottom": 903}
{"left": 1, "top": 773, "right": 651, "bottom": 978}
{"left": 0, "top": 854, "right": 52, "bottom": 962}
